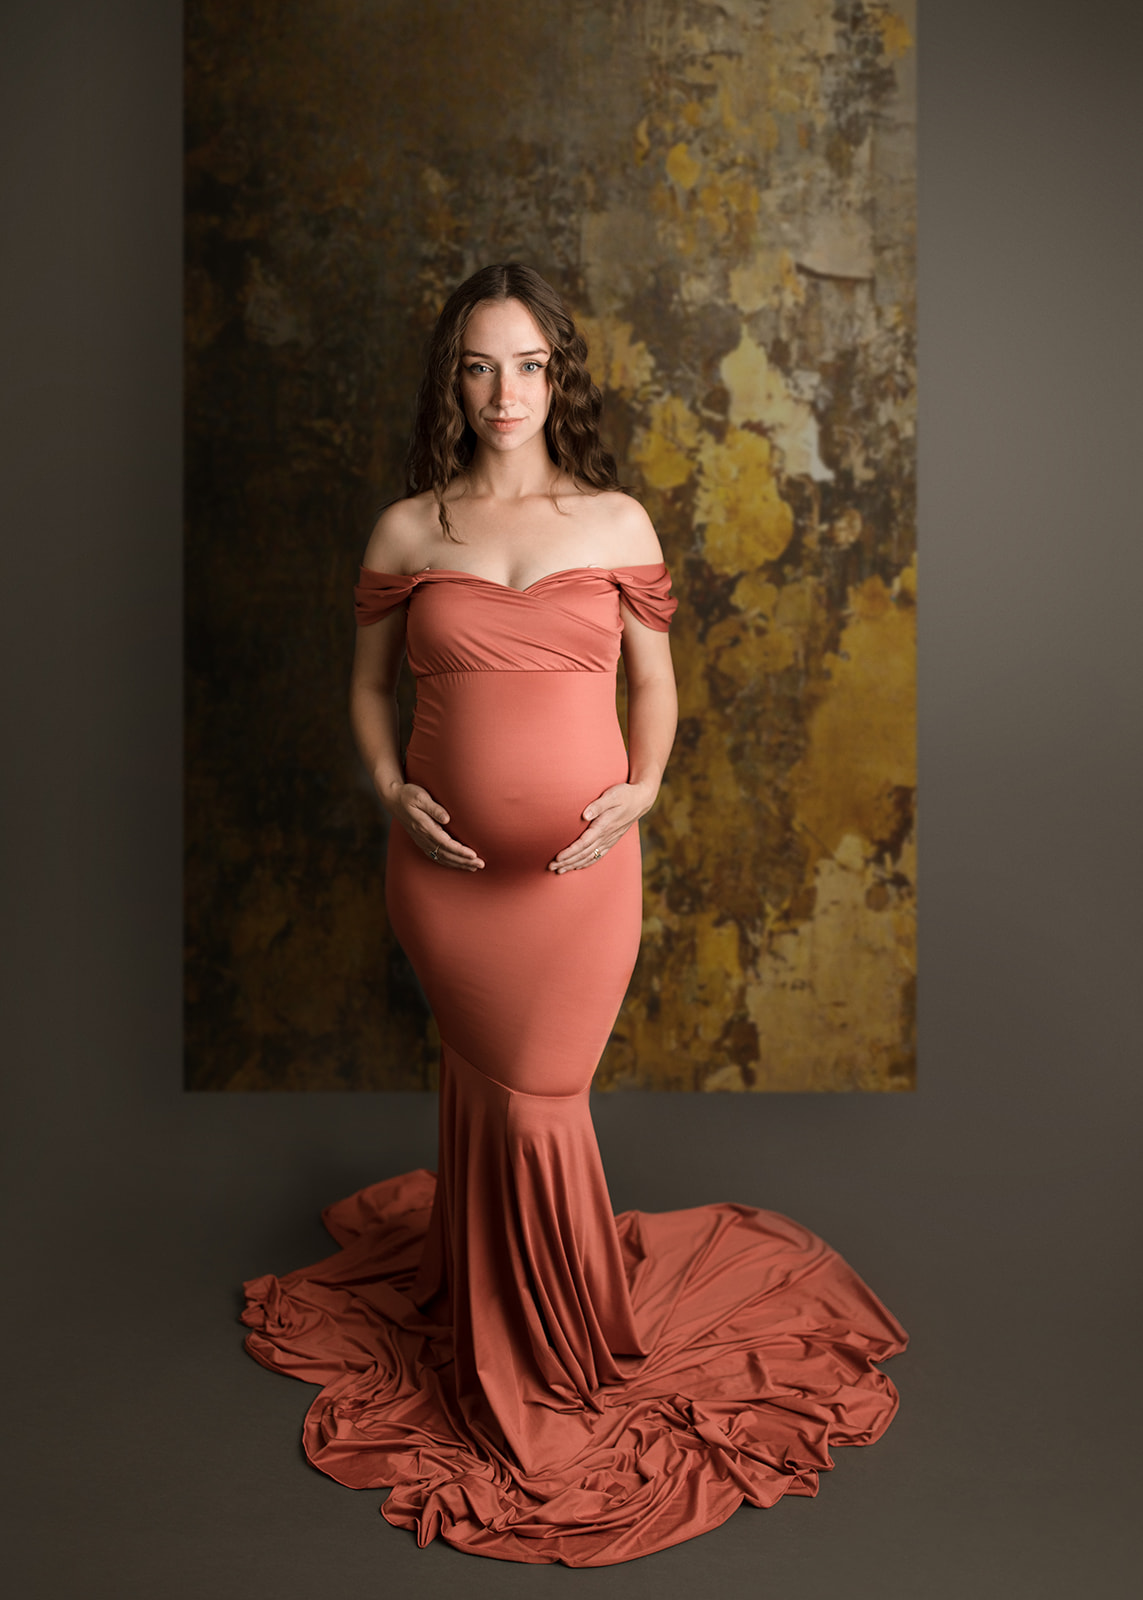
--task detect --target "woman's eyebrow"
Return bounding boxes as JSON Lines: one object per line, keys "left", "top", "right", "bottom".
{"left": 460, "top": 348, "right": 549, "bottom": 359}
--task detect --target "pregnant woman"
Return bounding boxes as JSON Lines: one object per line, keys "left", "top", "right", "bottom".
{"left": 241, "top": 264, "right": 907, "bottom": 1566}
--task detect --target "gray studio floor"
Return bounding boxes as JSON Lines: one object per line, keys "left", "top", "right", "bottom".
{"left": 5, "top": 864, "right": 1138, "bottom": 1599}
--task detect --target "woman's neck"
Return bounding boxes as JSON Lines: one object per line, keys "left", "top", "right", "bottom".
{"left": 458, "top": 436, "right": 562, "bottom": 502}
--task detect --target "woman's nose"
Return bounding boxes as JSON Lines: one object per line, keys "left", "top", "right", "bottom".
{"left": 493, "top": 371, "right": 516, "bottom": 406}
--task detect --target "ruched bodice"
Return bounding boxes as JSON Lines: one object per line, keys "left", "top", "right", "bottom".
{"left": 353, "top": 562, "right": 676, "bottom": 674}
{"left": 240, "top": 552, "right": 908, "bottom": 1567}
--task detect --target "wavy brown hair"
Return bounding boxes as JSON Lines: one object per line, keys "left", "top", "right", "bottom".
{"left": 404, "top": 263, "right": 621, "bottom": 539}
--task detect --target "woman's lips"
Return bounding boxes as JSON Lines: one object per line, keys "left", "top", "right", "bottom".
{"left": 486, "top": 417, "right": 524, "bottom": 431}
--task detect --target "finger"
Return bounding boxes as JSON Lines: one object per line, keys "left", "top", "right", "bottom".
{"left": 423, "top": 842, "right": 484, "bottom": 871}
{"left": 406, "top": 817, "right": 483, "bottom": 869}
{"left": 550, "top": 805, "right": 629, "bottom": 866}
{"left": 407, "top": 787, "right": 452, "bottom": 829}
{"left": 553, "top": 845, "right": 610, "bottom": 873}
{"left": 581, "top": 788, "right": 623, "bottom": 823}
{"left": 416, "top": 819, "right": 479, "bottom": 861}
{"left": 417, "top": 826, "right": 484, "bottom": 870}
{"left": 549, "top": 822, "right": 606, "bottom": 869}
{"left": 432, "top": 850, "right": 484, "bottom": 871}
{"left": 413, "top": 804, "right": 460, "bottom": 838}
{"left": 551, "top": 835, "right": 620, "bottom": 873}
{"left": 424, "top": 835, "right": 484, "bottom": 867}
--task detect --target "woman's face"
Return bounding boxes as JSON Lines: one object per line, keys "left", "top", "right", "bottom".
{"left": 457, "top": 298, "right": 552, "bottom": 455}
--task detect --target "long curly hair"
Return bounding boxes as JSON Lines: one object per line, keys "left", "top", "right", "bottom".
{"left": 404, "top": 264, "right": 621, "bottom": 539}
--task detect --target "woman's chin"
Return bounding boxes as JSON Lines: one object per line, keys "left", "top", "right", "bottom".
{"left": 478, "top": 428, "right": 541, "bottom": 453}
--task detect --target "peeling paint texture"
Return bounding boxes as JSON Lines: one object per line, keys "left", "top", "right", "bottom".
{"left": 185, "top": 0, "right": 916, "bottom": 1092}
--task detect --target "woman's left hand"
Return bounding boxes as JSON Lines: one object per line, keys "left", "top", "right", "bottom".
{"left": 548, "top": 782, "right": 655, "bottom": 873}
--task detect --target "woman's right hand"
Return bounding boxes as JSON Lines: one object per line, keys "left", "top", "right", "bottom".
{"left": 383, "top": 782, "right": 485, "bottom": 871}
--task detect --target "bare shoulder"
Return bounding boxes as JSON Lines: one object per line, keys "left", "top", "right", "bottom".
{"left": 361, "top": 493, "right": 439, "bottom": 574}
{"left": 571, "top": 487, "right": 664, "bottom": 566}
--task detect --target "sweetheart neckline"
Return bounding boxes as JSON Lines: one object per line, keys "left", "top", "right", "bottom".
{"left": 357, "top": 562, "right": 668, "bottom": 596}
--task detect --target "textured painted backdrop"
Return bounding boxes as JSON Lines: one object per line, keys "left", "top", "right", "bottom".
{"left": 185, "top": 0, "right": 916, "bottom": 1091}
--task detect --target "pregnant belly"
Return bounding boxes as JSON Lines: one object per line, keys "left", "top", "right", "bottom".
{"left": 405, "top": 670, "right": 628, "bottom": 871}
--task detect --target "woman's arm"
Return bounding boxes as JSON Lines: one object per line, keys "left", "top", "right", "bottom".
{"left": 620, "top": 610, "right": 678, "bottom": 810}
{"left": 350, "top": 576, "right": 485, "bottom": 872}
{"left": 549, "top": 609, "right": 677, "bottom": 873}
{"left": 349, "top": 607, "right": 411, "bottom": 812}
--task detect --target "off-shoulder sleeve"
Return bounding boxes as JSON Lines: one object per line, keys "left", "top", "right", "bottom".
{"left": 354, "top": 567, "right": 417, "bottom": 627}
{"left": 613, "top": 563, "right": 678, "bottom": 632}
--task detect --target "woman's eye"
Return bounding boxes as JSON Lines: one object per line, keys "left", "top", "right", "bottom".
{"left": 463, "top": 360, "right": 545, "bottom": 375}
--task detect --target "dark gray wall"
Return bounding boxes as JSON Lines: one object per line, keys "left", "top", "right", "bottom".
{"left": 1, "top": 2, "right": 1139, "bottom": 1597}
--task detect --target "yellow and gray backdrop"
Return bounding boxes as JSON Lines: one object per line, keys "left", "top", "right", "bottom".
{"left": 184, "top": 0, "right": 916, "bottom": 1092}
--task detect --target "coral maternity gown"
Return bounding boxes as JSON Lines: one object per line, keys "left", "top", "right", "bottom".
{"left": 240, "top": 561, "right": 907, "bottom": 1566}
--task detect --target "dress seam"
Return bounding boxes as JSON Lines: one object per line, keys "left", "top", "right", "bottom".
{"left": 414, "top": 667, "right": 614, "bottom": 679}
